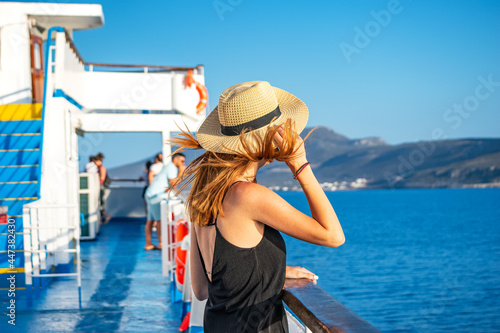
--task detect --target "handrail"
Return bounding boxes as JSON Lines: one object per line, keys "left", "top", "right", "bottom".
{"left": 25, "top": 203, "right": 78, "bottom": 209}
{"left": 59, "top": 29, "right": 201, "bottom": 72}
{"left": 283, "top": 279, "right": 380, "bottom": 333}
{"left": 64, "top": 30, "right": 85, "bottom": 65}
{"left": 110, "top": 178, "right": 144, "bottom": 182}
{"left": 23, "top": 201, "right": 82, "bottom": 306}
{"left": 86, "top": 62, "right": 202, "bottom": 72}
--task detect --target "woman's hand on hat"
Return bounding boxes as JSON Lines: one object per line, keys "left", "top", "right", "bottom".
{"left": 274, "top": 126, "right": 308, "bottom": 174}
{"left": 286, "top": 266, "right": 318, "bottom": 282}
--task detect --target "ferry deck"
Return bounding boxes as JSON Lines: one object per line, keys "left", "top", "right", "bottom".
{"left": 5, "top": 217, "right": 183, "bottom": 332}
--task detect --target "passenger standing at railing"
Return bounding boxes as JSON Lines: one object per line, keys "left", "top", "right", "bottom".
{"left": 170, "top": 81, "right": 345, "bottom": 332}
{"left": 165, "top": 153, "right": 186, "bottom": 192}
{"left": 85, "top": 155, "right": 98, "bottom": 173}
{"left": 95, "top": 152, "right": 111, "bottom": 225}
{"left": 148, "top": 153, "right": 164, "bottom": 185}
{"left": 144, "top": 153, "right": 186, "bottom": 251}
{"left": 148, "top": 153, "right": 164, "bottom": 231}
{"left": 139, "top": 161, "right": 153, "bottom": 216}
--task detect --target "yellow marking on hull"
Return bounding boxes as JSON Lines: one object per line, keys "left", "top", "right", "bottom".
{"left": 0, "top": 181, "right": 38, "bottom": 184}
{"left": 0, "top": 268, "right": 25, "bottom": 273}
{"left": 0, "top": 133, "right": 40, "bottom": 136}
{"left": 0, "top": 164, "right": 39, "bottom": 168}
{"left": 0, "top": 197, "right": 38, "bottom": 201}
{"left": 0, "top": 250, "right": 24, "bottom": 253}
{"left": 0, "top": 232, "right": 24, "bottom": 235}
{"left": 0, "top": 103, "right": 42, "bottom": 121}
{"left": 0, "top": 148, "right": 39, "bottom": 152}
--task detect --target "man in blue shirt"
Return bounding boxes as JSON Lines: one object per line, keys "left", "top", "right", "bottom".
{"left": 144, "top": 153, "right": 185, "bottom": 250}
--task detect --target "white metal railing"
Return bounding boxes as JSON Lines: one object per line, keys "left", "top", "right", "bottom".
{"left": 160, "top": 198, "right": 186, "bottom": 279}
{"left": 160, "top": 198, "right": 202, "bottom": 328}
{"left": 52, "top": 31, "right": 205, "bottom": 115}
{"left": 22, "top": 201, "right": 81, "bottom": 304}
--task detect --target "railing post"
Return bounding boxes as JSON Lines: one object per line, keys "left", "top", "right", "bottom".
{"left": 73, "top": 205, "right": 82, "bottom": 308}
{"left": 23, "top": 206, "right": 33, "bottom": 306}
{"left": 31, "top": 208, "right": 41, "bottom": 297}
{"left": 160, "top": 200, "right": 171, "bottom": 278}
{"left": 182, "top": 252, "right": 191, "bottom": 319}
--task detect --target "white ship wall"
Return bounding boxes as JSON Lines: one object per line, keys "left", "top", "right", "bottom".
{"left": 38, "top": 97, "right": 81, "bottom": 265}
{"left": 106, "top": 187, "right": 146, "bottom": 218}
{"left": 0, "top": 8, "right": 32, "bottom": 104}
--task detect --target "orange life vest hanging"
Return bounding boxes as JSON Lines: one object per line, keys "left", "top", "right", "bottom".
{"left": 175, "top": 219, "right": 189, "bottom": 287}
{"left": 185, "top": 70, "right": 208, "bottom": 114}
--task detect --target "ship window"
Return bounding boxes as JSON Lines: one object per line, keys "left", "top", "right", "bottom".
{"left": 34, "top": 43, "right": 41, "bottom": 70}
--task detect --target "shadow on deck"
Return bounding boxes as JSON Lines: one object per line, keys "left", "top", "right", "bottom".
{"left": 2, "top": 218, "right": 183, "bottom": 332}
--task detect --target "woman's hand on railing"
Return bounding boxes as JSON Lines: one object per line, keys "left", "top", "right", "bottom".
{"left": 286, "top": 266, "right": 318, "bottom": 282}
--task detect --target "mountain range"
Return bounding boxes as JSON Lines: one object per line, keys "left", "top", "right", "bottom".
{"left": 109, "top": 127, "right": 500, "bottom": 189}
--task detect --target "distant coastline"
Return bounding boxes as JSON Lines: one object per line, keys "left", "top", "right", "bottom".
{"left": 107, "top": 126, "right": 500, "bottom": 190}
{"left": 269, "top": 181, "right": 500, "bottom": 192}
{"left": 258, "top": 127, "right": 500, "bottom": 189}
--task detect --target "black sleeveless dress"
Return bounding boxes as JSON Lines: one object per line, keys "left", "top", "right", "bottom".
{"left": 198, "top": 192, "right": 288, "bottom": 332}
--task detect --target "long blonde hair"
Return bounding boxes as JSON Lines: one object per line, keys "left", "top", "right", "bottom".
{"left": 170, "top": 119, "right": 313, "bottom": 226}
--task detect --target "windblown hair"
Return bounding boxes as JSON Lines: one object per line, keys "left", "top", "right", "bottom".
{"left": 170, "top": 119, "right": 314, "bottom": 226}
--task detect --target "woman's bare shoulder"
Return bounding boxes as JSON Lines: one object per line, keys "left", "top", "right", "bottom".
{"left": 231, "top": 181, "right": 272, "bottom": 196}
{"left": 229, "top": 181, "right": 283, "bottom": 208}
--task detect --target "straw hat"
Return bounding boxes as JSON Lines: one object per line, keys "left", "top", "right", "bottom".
{"left": 197, "top": 81, "right": 308, "bottom": 154}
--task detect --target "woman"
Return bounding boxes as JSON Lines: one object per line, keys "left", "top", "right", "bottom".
{"left": 171, "top": 81, "right": 345, "bottom": 332}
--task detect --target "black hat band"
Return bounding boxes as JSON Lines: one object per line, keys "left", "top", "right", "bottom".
{"left": 220, "top": 106, "right": 281, "bottom": 136}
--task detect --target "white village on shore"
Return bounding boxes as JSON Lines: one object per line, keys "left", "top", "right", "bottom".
{"left": 268, "top": 178, "right": 368, "bottom": 192}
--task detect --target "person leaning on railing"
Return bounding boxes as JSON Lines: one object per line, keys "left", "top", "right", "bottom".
{"left": 170, "top": 81, "right": 345, "bottom": 332}
{"left": 94, "top": 152, "right": 111, "bottom": 224}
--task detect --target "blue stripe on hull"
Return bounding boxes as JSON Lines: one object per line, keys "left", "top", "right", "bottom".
{"left": 0, "top": 216, "right": 23, "bottom": 233}
{"left": 0, "top": 253, "right": 24, "bottom": 269}
{"left": 0, "top": 200, "right": 37, "bottom": 216}
{"left": 0, "top": 120, "right": 42, "bottom": 134}
{"left": 0, "top": 135, "right": 41, "bottom": 150}
{"left": 0, "top": 150, "right": 40, "bottom": 167}
{"left": 0, "top": 166, "right": 38, "bottom": 182}
{"left": 0, "top": 183, "right": 38, "bottom": 201}
{"left": 0, "top": 272, "right": 26, "bottom": 289}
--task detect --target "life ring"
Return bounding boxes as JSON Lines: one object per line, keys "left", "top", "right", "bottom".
{"left": 185, "top": 70, "right": 208, "bottom": 114}
{"left": 175, "top": 219, "right": 189, "bottom": 287}
{"left": 195, "top": 81, "right": 208, "bottom": 114}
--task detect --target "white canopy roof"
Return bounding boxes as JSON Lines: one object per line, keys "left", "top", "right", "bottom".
{"left": 0, "top": 2, "right": 104, "bottom": 38}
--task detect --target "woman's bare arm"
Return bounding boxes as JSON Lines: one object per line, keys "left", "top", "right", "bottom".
{"left": 235, "top": 181, "right": 344, "bottom": 247}
{"left": 234, "top": 127, "right": 345, "bottom": 247}
{"left": 148, "top": 170, "right": 155, "bottom": 185}
{"left": 100, "top": 166, "right": 106, "bottom": 183}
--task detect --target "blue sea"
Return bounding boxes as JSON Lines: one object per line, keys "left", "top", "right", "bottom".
{"left": 281, "top": 188, "right": 500, "bottom": 333}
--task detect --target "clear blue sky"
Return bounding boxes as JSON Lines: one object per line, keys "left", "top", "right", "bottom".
{"left": 13, "top": 0, "right": 500, "bottom": 168}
